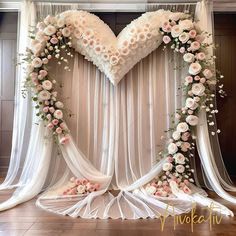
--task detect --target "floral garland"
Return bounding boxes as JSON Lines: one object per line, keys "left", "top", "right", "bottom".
{"left": 23, "top": 12, "right": 224, "bottom": 198}
{"left": 145, "top": 18, "right": 225, "bottom": 197}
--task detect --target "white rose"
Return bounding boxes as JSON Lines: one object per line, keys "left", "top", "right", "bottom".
{"left": 183, "top": 53, "right": 195, "bottom": 63}
{"left": 36, "top": 22, "right": 46, "bottom": 30}
{"left": 185, "top": 98, "right": 198, "bottom": 110}
{"left": 169, "top": 13, "right": 182, "bottom": 22}
{"left": 62, "top": 27, "right": 71, "bottom": 37}
{"left": 189, "top": 62, "right": 202, "bottom": 75}
{"left": 31, "top": 43, "right": 43, "bottom": 55}
{"left": 171, "top": 25, "right": 183, "bottom": 38}
{"left": 146, "top": 185, "right": 157, "bottom": 195}
{"left": 176, "top": 165, "right": 185, "bottom": 173}
{"left": 38, "top": 90, "right": 51, "bottom": 101}
{"left": 191, "top": 83, "right": 205, "bottom": 96}
{"left": 176, "top": 122, "right": 189, "bottom": 133}
{"left": 172, "top": 131, "right": 181, "bottom": 140}
{"left": 42, "top": 80, "right": 52, "bottom": 90}
{"left": 35, "top": 31, "right": 47, "bottom": 42}
{"left": 32, "top": 57, "right": 43, "bottom": 68}
{"left": 44, "top": 25, "right": 56, "bottom": 36}
{"left": 55, "top": 101, "right": 64, "bottom": 109}
{"left": 44, "top": 15, "right": 56, "bottom": 25}
{"left": 203, "top": 69, "right": 213, "bottom": 79}
{"left": 54, "top": 109, "right": 63, "bottom": 119}
{"left": 168, "top": 143, "right": 178, "bottom": 154}
{"left": 190, "top": 41, "right": 201, "bottom": 51}
{"left": 163, "top": 162, "right": 173, "bottom": 171}
{"left": 179, "top": 19, "right": 194, "bottom": 30}
{"left": 186, "top": 115, "right": 199, "bottom": 126}
{"left": 57, "top": 18, "right": 65, "bottom": 28}
{"left": 174, "top": 153, "right": 185, "bottom": 164}
{"left": 77, "top": 185, "right": 86, "bottom": 194}
{"left": 179, "top": 32, "right": 190, "bottom": 44}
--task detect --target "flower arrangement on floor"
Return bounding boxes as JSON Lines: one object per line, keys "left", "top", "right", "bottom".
{"left": 22, "top": 10, "right": 225, "bottom": 198}
{"left": 62, "top": 177, "right": 100, "bottom": 195}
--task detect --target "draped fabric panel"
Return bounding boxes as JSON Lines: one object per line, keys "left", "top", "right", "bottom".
{"left": 0, "top": 0, "right": 236, "bottom": 218}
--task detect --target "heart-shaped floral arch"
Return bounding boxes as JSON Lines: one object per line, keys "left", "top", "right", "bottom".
{"left": 23, "top": 10, "right": 224, "bottom": 197}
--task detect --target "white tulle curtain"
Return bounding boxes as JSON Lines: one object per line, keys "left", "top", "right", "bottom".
{"left": 0, "top": 0, "right": 236, "bottom": 218}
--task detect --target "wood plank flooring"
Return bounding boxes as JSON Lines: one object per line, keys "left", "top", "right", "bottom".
{"left": 0, "top": 189, "right": 236, "bottom": 236}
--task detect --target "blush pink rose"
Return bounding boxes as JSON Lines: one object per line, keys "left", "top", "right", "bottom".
{"left": 56, "top": 127, "right": 62, "bottom": 134}
{"left": 52, "top": 119, "right": 59, "bottom": 125}
{"left": 59, "top": 135, "right": 70, "bottom": 144}
{"left": 47, "top": 123, "right": 54, "bottom": 129}
{"left": 163, "top": 35, "right": 171, "bottom": 44}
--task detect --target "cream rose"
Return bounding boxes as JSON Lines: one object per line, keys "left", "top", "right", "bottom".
{"left": 203, "top": 69, "right": 213, "bottom": 79}
{"left": 186, "top": 115, "right": 199, "bottom": 126}
{"left": 183, "top": 53, "right": 195, "bottom": 63}
{"left": 32, "top": 57, "right": 43, "bottom": 68}
{"left": 38, "top": 90, "right": 51, "bottom": 101}
{"left": 185, "top": 98, "right": 198, "bottom": 110}
{"left": 179, "top": 32, "right": 190, "bottom": 44}
{"left": 189, "top": 62, "right": 202, "bottom": 75}
{"left": 190, "top": 41, "right": 201, "bottom": 51}
{"left": 176, "top": 165, "right": 185, "bottom": 173}
{"left": 174, "top": 153, "right": 185, "bottom": 164}
{"left": 171, "top": 25, "right": 183, "bottom": 38}
{"left": 177, "top": 122, "right": 189, "bottom": 133}
{"left": 172, "top": 131, "right": 181, "bottom": 140}
{"left": 55, "top": 101, "right": 64, "bottom": 109}
{"left": 196, "top": 52, "right": 206, "bottom": 61}
{"left": 163, "top": 162, "right": 173, "bottom": 171}
{"left": 146, "top": 185, "right": 157, "bottom": 195}
{"left": 54, "top": 109, "right": 63, "bottom": 119}
{"left": 62, "top": 27, "right": 71, "bottom": 37}
{"left": 179, "top": 19, "right": 194, "bottom": 30}
{"left": 168, "top": 142, "right": 178, "bottom": 155}
{"left": 191, "top": 83, "right": 205, "bottom": 96}
{"left": 77, "top": 185, "right": 86, "bottom": 194}
{"left": 44, "top": 25, "right": 56, "bottom": 36}
{"left": 42, "top": 80, "right": 52, "bottom": 90}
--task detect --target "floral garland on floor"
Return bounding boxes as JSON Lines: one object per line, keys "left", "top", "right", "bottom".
{"left": 22, "top": 11, "right": 225, "bottom": 198}
{"left": 145, "top": 18, "right": 225, "bottom": 197}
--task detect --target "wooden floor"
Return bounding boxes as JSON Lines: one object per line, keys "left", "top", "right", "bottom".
{"left": 0, "top": 190, "right": 236, "bottom": 236}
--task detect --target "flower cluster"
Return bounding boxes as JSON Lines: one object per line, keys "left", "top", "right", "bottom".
{"left": 24, "top": 15, "right": 76, "bottom": 143}
{"left": 62, "top": 177, "right": 100, "bottom": 195}
{"left": 146, "top": 17, "right": 224, "bottom": 197}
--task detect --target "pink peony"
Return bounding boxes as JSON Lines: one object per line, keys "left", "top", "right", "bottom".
{"left": 59, "top": 135, "right": 70, "bottom": 144}
{"left": 163, "top": 35, "right": 171, "bottom": 44}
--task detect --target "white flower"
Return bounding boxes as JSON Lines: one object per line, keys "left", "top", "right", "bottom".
{"left": 179, "top": 32, "right": 190, "bottom": 44}
{"left": 189, "top": 62, "right": 202, "bottom": 75}
{"left": 44, "top": 25, "right": 56, "bottom": 36}
{"left": 35, "top": 31, "right": 46, "bottom": 42}
{"left": 203, "top": 69, "right": 213, "bottom": 79}
{"left": 42, "top": 80, "right": 52, "bottom": 90}
{"left": 110, "top": 55, "right": 119, "bottom": 65}
{"left": 179, "top": 19, "right": 193, "bottom": 30}
{"left": 77, "top": 185, "right": 86, "bottom": 194}
{"left": 62, "top": 27, "right": 71, "bottom": 37}
{"left": 146, "top": 185, "right": 157, "bottom": 195}
{"left": 169, "top": 13, "right": 182, "bottom": 22}
{"left": 174, "top": 153, "right": 185, "bottom": 164}
{"left": 185, "top": 98, "right": 198, "bottom": 110}
{"left": 57, "top": 18, "right": 65, "bottom": 28}
{"left": 186, "top": 115, "right": 199, "bottom": 126}
{"left": 32, "top": 57, "right": 43, "bottom": 68}
{"left": 168, "top": 143, "right": 178, "bottom": 154}
{"left": 176, "top": 165, "right": 185, "bottom": 173}
{"left": 54, "top": 109, "right": 63, "bottom": 119}
{"left": 31, "top": 42, "right": 43, "bottom": 55}
{"left": 185, "top": 76, "right": 193, "bottom": 85}
{"left": 36, "top": 22, "right": 46, "bottom": 30}
{"left": 55, "top": 101, "right": 64, "bottom": 109}
{"left": 191, "top": 83, "right": 205, "bottom": 96}
{"left": 171, "top": 25, "right": 183, "bottom": 38}
{"left": 172, "top": 131, "right": 181, "bottom": 140}
{"left": 177, "top": 122, "right": 189, "bottom": 133}
{"left": 44, "top": 15, "right": 56, "bottom": 25}
{"left": 183, "top": 53, "right": 195, "bottom": 63}
{"left": 38, "top": 90, "right": 51, "bottom": 100}
{"left": 163, "top": 162, "right": 173, "bottom": 171}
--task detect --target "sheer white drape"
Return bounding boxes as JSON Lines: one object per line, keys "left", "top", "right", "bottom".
{"left": 0, "top": 0, "right": 235, "bottom": 218}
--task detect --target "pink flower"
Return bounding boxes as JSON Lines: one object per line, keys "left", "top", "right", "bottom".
{"left": 189, "top": 30, "right": 197, "bottom": 38}
{"left": 52, "top": 119, "right": 59, "bottom": 125}
{"left": 59, "top": 135, "right": 70, "bottom": 144}
{"left": 203, "top": 69, "right": 213, "bottom": 79}
{"left": 183, "top": 185, "right": 192, "bottom": 194}
{"left": 60, "top": 122, "right": 67, "bottom": 130}
{"left": 50, "top": 37, "right": 58, "bottom": 44}
{"left": 200, "top": 77, "right": 206, "bottom": 83}
{"left": 46, "top": 114, "right": 52, "bottom": 120}
{"left": 49, "top": 107, "right": 55, "bottom": 113}
{"left": 195, "top": 35, "right": 205, "bottom": 43}
{"left": 30, "top": 72, "right": 38, "bottom": 79}
{"left": 94, "top": 183, "right": 100, "bottom": 190}
{"left": 181, "top": 132, "right": 190, "bottom": 141}
{"left": 56, "top": 127, "right": 62, "bottom": 134}
{"left": 185, "top": 76, "right": 193, "bottom": 85}
{"left": 196, "top": 52, "right": 206, "bottom": 61}
{"left": 43, "top": 106, "right": 49, "bottom": 113}
{"left": 42, "top": 58, "right": 49, "bottom": 64}
{"left": 47, "top": 123, "right": 54, "bottom": 129}
{"left": 75, "top": 179, "right": 81, "bottom": 185}
{"left": 179, "top": 47, "right": 185, "bottom": 53}
{"left": 39, "top": 69, "right": 48, "bottom": 77}
{"left": 163, "top": 35, "right": 171, "bottom": 44}
{"left": 36, "top": 85, "right": 43, "bottom": 91}
{"left": 190, "top": 41, "right": 200, "bottom": 51}
{"left": 167, "top": 156, "right": 174, "bottom": 162}
{"left": 54, "top": 109, "right": 63, "bottom": 119}
{"left": 162, "top": 22, "right": 172, "bottom": 32}
{"left": 81, "top": 179, "right": 89, "bottom": 185}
